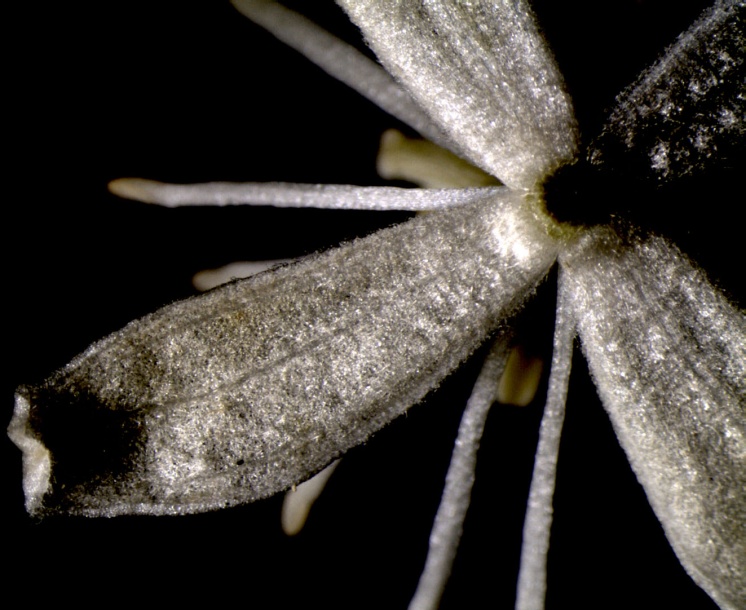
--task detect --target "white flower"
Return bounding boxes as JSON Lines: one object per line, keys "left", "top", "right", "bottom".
{"left": 8, "top": 2, "right": 744, "bottom": 610}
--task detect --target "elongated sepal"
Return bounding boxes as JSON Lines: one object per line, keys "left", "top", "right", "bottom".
{"left": 563, "top": 227, "right": 746, "bottom": 610}
{"left": 336, "top": 0, "right": 578, "bottom": 188}
{"left": 10, "top": 192, "right": 558, "bottom": 517}
{"left": 587, "top": 0, "right": 745, "bottom": 184}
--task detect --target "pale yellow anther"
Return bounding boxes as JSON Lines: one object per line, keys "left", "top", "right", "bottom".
{"left": 497, "top": 345, "right": 544, "bottom": 407}
{"left": 281, "top": 461, "right": 340, "bottom": 536}
{"left": 377, "top": 129, "right": 501, "bottom": 188}
{"left": 192, "top": 261, "right": 292, "bottom": 292}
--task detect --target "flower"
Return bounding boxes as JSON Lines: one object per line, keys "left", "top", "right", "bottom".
{"left": 7, "top": 2, "right": 743, "bottom": 610}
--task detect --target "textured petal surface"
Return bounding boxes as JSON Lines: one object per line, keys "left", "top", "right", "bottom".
{"left": 336, "top": 0, "right": 579, "bottom": 188}
{"left": 10, "top": 192, "right": 558, "bottom": 516}
{"left": 562, "top": 228, "right": 746, "bottom": 610}
{"left": 587, "top": 0, "right": 745, "bottom": 183}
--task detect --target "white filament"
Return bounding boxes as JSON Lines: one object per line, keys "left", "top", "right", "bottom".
{"left": 515, "top": 270, "right": 575, "bottom": 610}
{"left": 109, "top": 178, "right": 505, "bottom": 212}
{"left": 408, "top": 338, "right": 510, "bottom": 610}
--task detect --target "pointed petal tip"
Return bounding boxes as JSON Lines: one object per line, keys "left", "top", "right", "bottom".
{"left": 337, "top": 0, "right": 579, "bottom": 188}
{"left": 8, "top": 389, "right": 52, "bottom": 516}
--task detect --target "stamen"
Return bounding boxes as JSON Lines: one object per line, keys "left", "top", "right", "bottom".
{"left": 408, "top": 337, "right": 510, "bottom": 610}
{"left": 377, "top": 129, "right": 500, "bottom": 188}
{"left": 230, "top": 0, "right": 449, "bottom": 147}
{"left": 192, "top": 261, "right": 293, "bottom": 292}
{"left": 496, "top": 344, "right": 544, "bottom": 407}
{"left": 514, "top": 269, "right": 576, "bottom": 610}
{"left": 109, "top": 178, "right": 505, "bottom": 212}
{"left": 281, "top": 461, "right": 339, "bottom": 536}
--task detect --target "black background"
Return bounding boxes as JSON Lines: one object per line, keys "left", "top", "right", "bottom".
{"left": 5, "top": 2, "right": 738, "bottom": 608}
